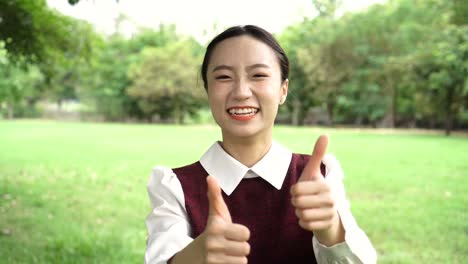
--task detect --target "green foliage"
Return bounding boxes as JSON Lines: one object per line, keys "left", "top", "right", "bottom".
{"left": 0, "top": 0, "right": 102, "bottom": 118}
{"left": 452, "top": 0, "right": 468, "bottom": 25}
{"left": 0, "top": 42, "right": 44, "bottom": 118}
{"left": 0, "top": 0, "right": 95, "bottom": 62}
{"left": 279, "top": 0, "right": 467, "bottom": 132}
{"left": 311, "top": 0, "right": 342, "bottom": 17}
{"left": 412, "top": 24, "right": 468, "bottom": 134}
{"left": 79, "top": 35, "right": 140, "bottom": 121}
{"left": 298, "top": 18, "right": 361, "bottom": 124}
{"left": 1, "top": 0, "right": 466, "bottom": 130}
{"left": 278, "top": 20, "right": 322, "bottom": 125}
{"left": 127, "top": 39, "right": 206, "bottom": 123}
{"left": 80, "top": 25, "right": 205, "bottom": 122}
{"left": 41, "top": 20, "right": 101, "bottom": 106}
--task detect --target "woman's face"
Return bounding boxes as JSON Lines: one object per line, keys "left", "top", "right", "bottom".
{"left": 206, "top": 35, "right": 288, "bottom": 140}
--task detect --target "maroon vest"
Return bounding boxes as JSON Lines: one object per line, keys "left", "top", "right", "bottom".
{"left": 173, "top": 153, "right": 326, "bottom": 264}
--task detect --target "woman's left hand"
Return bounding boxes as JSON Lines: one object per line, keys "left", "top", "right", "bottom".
{"left": 290, "top": 135, "right": 345, "bottom": 246}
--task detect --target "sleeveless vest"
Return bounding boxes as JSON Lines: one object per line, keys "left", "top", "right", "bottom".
{"left": 173, "top": 153, "right": 326, "bottom": 264}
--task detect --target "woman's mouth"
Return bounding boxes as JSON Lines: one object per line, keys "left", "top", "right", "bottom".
{"left": 227, "top": 107, "right": 259, "bottom": 121}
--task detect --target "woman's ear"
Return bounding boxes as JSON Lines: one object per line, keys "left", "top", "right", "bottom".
{"left": 280, "top": 79, "right": 289, "bottom": 105}
{"left": 280, "top": 95, "right": 286, "bottom": 105}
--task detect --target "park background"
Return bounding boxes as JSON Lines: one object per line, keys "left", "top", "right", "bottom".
{"left": 0, "top": 0, "right": 467, "bottom": 263}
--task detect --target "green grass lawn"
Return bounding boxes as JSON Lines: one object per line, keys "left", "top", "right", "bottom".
{"left": 0, "top": 120, "right": 467, "bottom": 263}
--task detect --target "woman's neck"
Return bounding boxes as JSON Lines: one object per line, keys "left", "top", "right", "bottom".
{"left": 220, "top": 132, "right": 273, "bottom": 168}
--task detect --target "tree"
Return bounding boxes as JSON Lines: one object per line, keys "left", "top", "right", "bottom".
{"left": 279, "top": 21, "right": 322, "bottom": 126}
{"left": 0, "top": 0, "right": 101, "bottom": 115}
{"left": 127, "top": 40, "right": 205, "bottom": 124}
{"left": 0, "top": 0, "right": 95, "bottom": 62}
{"left": 0, "top": 41, "right": 44, "bottom": 118}
{"left": 80, "top": 25, "right": 199, "bottom": 122}
{"left": 278, "top": 0, "right": 345, "bottom": 126}
{"left": 311, "top": 0, "right": 342, "bottom": 18}
{"left": 327, "top": 0, "right": 455, "bottom": 128}
{"left": 297, "top": 18, "right": 361, "bottom": 125}
{"left": 79, "top": 34, "right": 141, "bottom": 121}
{"left": 413, "top": 25, "right": 468, "bottom": 135}
{"left": 43, "top": 19, "right": 101, "bottom": 108}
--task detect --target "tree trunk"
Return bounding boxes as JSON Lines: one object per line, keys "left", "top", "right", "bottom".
{"left": 326, "top": 95, "right": 335, "bottom": 125}
{"left": 7, "top": 103, "right": 14, "bottom": 119}
{"left": 298, "top": 108, "right": 307, "bottom": 126}
{"left": 392, "top": 84, "right": 397, "bottom": 128}
{"left": 174, "top": 98, "right": 181, "bottom": 125}
{"left": 445, "top": 111, "right": 453, "bottom": 136}
{"left": 385, "top": 75, "right": 396, "bottom": 128}
{"left": 444, "top": 86, "right": 455, "bottom": 136}
{"left": 292, "top": 99, "right": 301, "bottom": 126}
{"left": 429, "top": 117, "right": 435, "bottom": 129}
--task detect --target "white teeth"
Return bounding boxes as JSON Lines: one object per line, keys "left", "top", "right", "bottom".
{"left": 228, "top": 108, "right": 259, "bottom": 115}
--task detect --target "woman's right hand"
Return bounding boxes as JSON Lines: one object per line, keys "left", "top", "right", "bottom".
{"left": 171, "top": 176, "right": 250, "bottom": 264}
{"left": 201, "top": 176, "right": 251, "bottom": 263}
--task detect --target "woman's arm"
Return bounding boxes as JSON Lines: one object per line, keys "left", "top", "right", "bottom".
{"left": 146, "top": 171, "right": 250, "bottom": 264}
{"left": 290, "top": 135, "right": 376, "bottom": 264}
{"left": 313, "top": 154, "right": 377, "bottom": 264}
{"left": 145, "top": 166, "right": 193, "bottom": 264}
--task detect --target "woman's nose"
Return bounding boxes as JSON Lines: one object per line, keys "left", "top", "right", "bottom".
{"left": 232, "top": 78, "right": 252, "bottom": 100}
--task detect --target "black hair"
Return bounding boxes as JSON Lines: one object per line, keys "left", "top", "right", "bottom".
{"left": 201, "top": 25, "right": 289, "bottom": 90}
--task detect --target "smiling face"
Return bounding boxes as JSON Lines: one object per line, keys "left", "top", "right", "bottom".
{"left": 206, "top": 35, "right": 288, "bottom": 141}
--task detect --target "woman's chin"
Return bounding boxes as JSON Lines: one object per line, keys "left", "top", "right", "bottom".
{"left": 220, "top": 124, "right": 268, "bottom": 140}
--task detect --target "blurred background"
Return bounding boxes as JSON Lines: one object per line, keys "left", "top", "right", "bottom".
{"left": 0, "top": 0, "right": 467, "bottom": 133}
{"left": 0, "top": 0, "right": 467, "bottom": 263}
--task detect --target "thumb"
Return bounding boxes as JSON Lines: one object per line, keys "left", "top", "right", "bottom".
{"left": 299, "top": 134, "right": 328, "bottom": 182}
{"left": 207, "top": 175, "right": 232, "bottom": 223}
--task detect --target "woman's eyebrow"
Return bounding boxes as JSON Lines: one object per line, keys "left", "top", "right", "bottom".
{"left": 212, "top": 63, "right": 271, "bottom": 73}
{"left": 246, "top": 63, "right": 270, "bottom": 70}
{"left": 212, "top": 65, "right": 234, "bottom": 73}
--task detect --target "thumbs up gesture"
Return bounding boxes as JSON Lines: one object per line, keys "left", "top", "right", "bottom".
{"left": 290, "top": 135, "right": 345, "bottom": 246}
{"left": 201, "top": 176, "right": 251, "bottom": 263}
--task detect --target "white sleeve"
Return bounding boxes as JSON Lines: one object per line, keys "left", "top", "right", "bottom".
{"left": 312, "top": 154, "right": 377, "bottom": 264}
{"left": 144, "top": 166, "right": 194, "bottom": 264}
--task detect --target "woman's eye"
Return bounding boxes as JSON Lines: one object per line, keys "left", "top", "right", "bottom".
{"left": 215, "top": 75, "right": 231, "bottom": 80}
{"left": 253, "top": 74, "right": 268, "bottom": 78}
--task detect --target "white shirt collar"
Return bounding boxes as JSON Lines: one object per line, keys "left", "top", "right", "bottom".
{"left": 199, "top": 141, "right": 292, "bottom": 195}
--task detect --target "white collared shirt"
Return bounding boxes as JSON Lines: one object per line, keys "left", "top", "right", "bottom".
{"left": 145, "top": 141, "right": 377, "bottom": 264}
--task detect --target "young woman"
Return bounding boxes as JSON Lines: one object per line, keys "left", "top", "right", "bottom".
{"left": 145, "top": 25, "right": 376, "bottom": 264}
